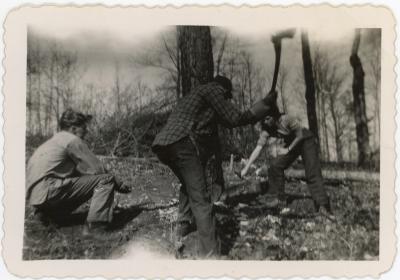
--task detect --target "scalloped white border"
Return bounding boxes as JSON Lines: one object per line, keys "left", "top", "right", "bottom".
{"left": 1, "top": 3, "right": 396, "bottom": 278}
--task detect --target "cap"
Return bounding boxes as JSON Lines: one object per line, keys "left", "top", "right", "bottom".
{"left": 214, "top": 75, "right": 233, "bottom": 98}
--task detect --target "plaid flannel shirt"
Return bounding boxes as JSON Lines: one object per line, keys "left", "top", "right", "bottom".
{"left": 152, "top": 82, "right": 256, "bottom": 147}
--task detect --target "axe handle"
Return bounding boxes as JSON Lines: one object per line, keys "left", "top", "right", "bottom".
{"left": 270, "top": 41, "right": 282, "bottom": 93}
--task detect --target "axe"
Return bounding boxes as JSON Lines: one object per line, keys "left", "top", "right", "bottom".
{"left": 269, "top": 28, "right": 296, "bottom": 93}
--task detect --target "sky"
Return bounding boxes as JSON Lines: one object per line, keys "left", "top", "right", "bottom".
{"left": 28, "top": 21, "right": 356, "bottom": 90}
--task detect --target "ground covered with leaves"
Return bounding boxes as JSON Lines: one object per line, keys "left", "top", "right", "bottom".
{"left": 23, "top": 158, "right": 379, "bottom": 260}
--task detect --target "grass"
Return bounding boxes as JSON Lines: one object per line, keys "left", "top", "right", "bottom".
{"left": 23, "top": 157, "right": 379, "bottom": 260}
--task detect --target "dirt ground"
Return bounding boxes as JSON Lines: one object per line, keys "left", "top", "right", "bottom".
{"left": 23, "top": 158, "right": 379, "bottom": 260}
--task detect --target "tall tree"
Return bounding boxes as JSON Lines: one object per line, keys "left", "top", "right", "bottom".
{"left": 176, "top": 25, "right": 223, "bottom": 199}
{"left": 26, "top": 29, "right": 35, "bottom": 135}
{"left": 301, "top": 30, "right": 319, "bottom": 139}
{"left": 350, "top": 29, "right": 370, "bottom": 166}
{"left": 177, "top": 26, "right": 214, "bottom": 96}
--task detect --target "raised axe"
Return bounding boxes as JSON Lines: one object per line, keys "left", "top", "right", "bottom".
{"left": 269, "top": 28, "right": 296, "bottom": 94}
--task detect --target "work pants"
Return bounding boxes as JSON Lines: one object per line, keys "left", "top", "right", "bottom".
{"left": 268, "top": 137, "right": 329, "bottom": 206}
{"left": 153, "top": 137, "right": 219, "bottom": 258}
{"left": 34, "top": 174, "right": 116, "bottom": 223}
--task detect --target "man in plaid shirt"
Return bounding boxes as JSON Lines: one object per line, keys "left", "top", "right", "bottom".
{"left": 152, "top": 75, "right": 276, "bottom": 258}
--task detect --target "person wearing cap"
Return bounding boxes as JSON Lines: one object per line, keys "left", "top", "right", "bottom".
{"left": 240, "top": 106, "right": 334, "bottom": 219}
{"left": 26, "top": 109, "right": 131, "bottom": 232}
{"left": 152, "top": 75, "right": 277, "bottom": 258}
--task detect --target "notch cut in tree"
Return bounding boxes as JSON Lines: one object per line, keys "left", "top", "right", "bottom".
{"left": 177, "top": 26, "right": 214, "bottom": 97}
{"left": 350, "top": 29, "right": 370, "bottom": 167}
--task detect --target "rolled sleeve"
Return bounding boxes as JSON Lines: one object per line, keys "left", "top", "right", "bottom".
{"left": 280, "top": 115, "right": 301, "bottom": 132}
{"left": 67, "top": 138, "right": 105, "bottom": 175}
{"left": 256, "top": 131, "right": 269, "bottom": 147}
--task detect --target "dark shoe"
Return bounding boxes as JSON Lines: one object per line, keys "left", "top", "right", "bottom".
{"left": 318, "top": 205, "right": 336, "bottom": 221}
{"left": 32, "top": 208, "right": 52, "bottom": 225}
{"left": 115, "top": 183, "right": 132, "bottom": 194}
{"left": 82, "top": 222, "right": 111, "bottom": 236}
{"left": 315, "top": 201, "right": 336, "bottom": 221}
{"left": 176, "top": 221, "right": 196, "bottom": 238}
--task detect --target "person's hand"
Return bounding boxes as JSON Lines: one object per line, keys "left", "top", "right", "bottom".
{"left": 263, "top": 90, "right": 278, "bottom": 105}
{"left": 276, "top": 147, "right": 289, "bottom": 156}
{"left": 116, "top": 183, "right": 132, "bottom": 194}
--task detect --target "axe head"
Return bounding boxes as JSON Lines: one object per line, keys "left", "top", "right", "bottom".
{"left": 271, "top": 28, "right": 296, "bottom": 44}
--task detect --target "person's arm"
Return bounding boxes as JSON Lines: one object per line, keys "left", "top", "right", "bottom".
{"left": 204, "top": 86, "right": 256, "bottom": 127}
{"left": 67, "top": 138, "right": 106, "bottom": 175}
{"left": 287, "top": 128, "right": 305, "bottom": 152}
{"left": 280, "top": 115, "right": 306, "bottom": 154}
{"left": 204, "top": 85, "right": 277, "bottom": 128}
{"left": 241, "top": 131, "right": 268, "bottom": 177}
{"left": 241, "top": 145, "right": 263, "bottom": 177}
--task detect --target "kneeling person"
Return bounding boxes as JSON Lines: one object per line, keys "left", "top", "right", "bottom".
{"left": 241, "top": 107, "right": 333, "bottom": 218}
{"left": 26, "top": 109, "right": 131, "bottom": 231}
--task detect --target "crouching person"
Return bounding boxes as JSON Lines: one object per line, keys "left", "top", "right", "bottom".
{"left": 241, "top": 106, "right": 334, "bottom": 220}
{"left": 26, "top": 109, "right": 131, "bottom": 233}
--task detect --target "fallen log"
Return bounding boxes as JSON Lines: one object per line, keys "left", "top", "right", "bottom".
{"left": 98, "top": 156, "right": 159, "bottom": 162}
{"left": 286, "top": 168, "right": 379, "bottom": 183}
{"left": 222, "top": 167, "right": 379, "bottom": 202}
{"left": 254, "top": 166, "right": 379, "bottom": 183}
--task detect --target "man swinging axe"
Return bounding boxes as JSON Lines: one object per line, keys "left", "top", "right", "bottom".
{"left": 152, "top": 75, "right": 279, "bottom": 258}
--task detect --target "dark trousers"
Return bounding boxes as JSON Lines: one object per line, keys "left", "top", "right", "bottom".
{"left": 35, "top": 174, "right": 116, "bottom": 223}
{"left": 268, "top": 137, "right": 328, "bottom": 206}
{"left": 153, "top": 137, "right": 218, "bottom": 258}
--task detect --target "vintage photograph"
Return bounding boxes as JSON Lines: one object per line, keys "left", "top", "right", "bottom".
{"left": 23, "top": 21, "right": 381, "bottom": 261}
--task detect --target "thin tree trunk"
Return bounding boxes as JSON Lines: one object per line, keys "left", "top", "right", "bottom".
{"left": 36, "top": 53, "right": 42, "bottom": 135}
{"left": 46, "top": 56, "right": 55, "bottom": 135}
{"left": 176, "top": 32, "right": 181, "bottom": 99}
{"left": 322, "top": 102, "right": 330, "bottom": 162}
{"left": 329, "top": 95, "right": 343, "bottom": 162}
{"left": 301, "top": 30, "right": 319, "bottom": 139}
{"left": 27, "top": 69, "right": 32, "bottom": 135}
{"left": 216, "top": 33, "right": 227, "bottom": 75}
{"left": 350, "top": 29, "right": 370, "bottom": 167}
{"left": 26, "top": 28, "right": 34, "bottom": 135}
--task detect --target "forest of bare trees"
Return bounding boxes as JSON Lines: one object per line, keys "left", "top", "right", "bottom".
{"left": 26, "top": 26, "right": 381, "bottom": 168}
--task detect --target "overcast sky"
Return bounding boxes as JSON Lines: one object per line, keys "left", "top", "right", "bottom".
{"left": 29, "top": 23, "right": 355, "bottom": 83}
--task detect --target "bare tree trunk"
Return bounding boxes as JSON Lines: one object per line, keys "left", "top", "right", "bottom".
{"left": 177, "top": 26, "right": 214, "bottom": 96}
{"left": 369, "top": 30, "right": 381, "bottom": 151}
{"left": 278, "top": 67, "right": 288, "bottom": 113}
{"left": 350, "top": 29, "right": 370, "bottom": 167}
{"left": 27, "top": 61, "right": 33, "bottom": 135}
{"left": 46, "top": 55, "right": 55, "bottom": 135}
{"left": 174, "top": 32, "right": 182, "bottom": 99}
{"left": 114, "top": 60, "right": 122, "bottom": 113}
{"left": 36, "top": 49, "right": 42, "bottom": 135}
{"left": 216, "top": 33, "right": 227, "bottom": 75}
{"left": 301, "top": 30, "right": 319, "bottom": 138}
{"left": 322, "top": 102, "right": 330, "bottom": 162}
{"left": 329, "top": 95, "right": 343, "bottom": 162}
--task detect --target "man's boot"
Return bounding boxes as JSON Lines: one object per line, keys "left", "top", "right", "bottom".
{"left": 315, "top": 200, "right": 336, "bottom": 221}
{"left": 175, "top": 221, "right": 196, "bottom": 238}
